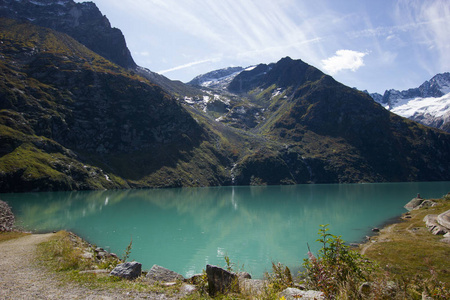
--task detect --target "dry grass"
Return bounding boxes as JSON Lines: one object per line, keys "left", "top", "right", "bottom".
{"left": 0, "top": 232, "right": 31, "bottom": 242}
{"left": 36, "top": 231, "right": 186, "bottom": 296}
{"left": 359, "top": 195, "right": 450, "bottom": 299}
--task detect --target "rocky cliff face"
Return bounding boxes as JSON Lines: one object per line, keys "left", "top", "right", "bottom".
{"left": 0, "top": 0, "right": 136, "bottom": 69}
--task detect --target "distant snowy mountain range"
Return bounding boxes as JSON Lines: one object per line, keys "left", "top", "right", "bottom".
{"left": 368, "top": 73, "right": 450, "bottom": 132}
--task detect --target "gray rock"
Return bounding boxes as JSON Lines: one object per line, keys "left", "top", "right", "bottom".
{"left": 432, "top": 226, "right": 448, "bottom": 235}
{"left": 180, "top": 283, "right": 197, "bottom": 295}
{"left": 417, "top": 200, "right": 437, "bottom": 209}
{"left": 424, "top": 214, "right": 439, "bottom": 228}
{"left": 437, "top": 209, "right": 450, "bottom": 230}
{"left": 0, "top": 200, "right": 15, "bottom": 232}
{"left": 404, "top": 197, "right": 424, "bottom": 211}
{"left": 146, "top": 264, "right": 184, "bottom": 282}
{"left": 206, "top": 264, "right": 239, "bottom": 296}
{"left": 424, "top": 214, "right": 449, "bottom": 235}
{"left": 279, "top": 288, "right": 324, "bottom": 300}
{"left": 239, "top": 278, "right": 266, "bottom": 297}
{"left": 81, "top": 251, "right": 94, "bottom": 260}
{"left": 110, "top": 262, "right": 142, "bottom": 280}
{"left": 96, "top": 251, "right": 109, "bottom": 260}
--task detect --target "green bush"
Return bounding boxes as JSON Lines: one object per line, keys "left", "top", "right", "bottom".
{"left": 302, "top": 225, "right": 372, "bottom": 298}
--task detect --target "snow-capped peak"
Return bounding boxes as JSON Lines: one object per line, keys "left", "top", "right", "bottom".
{"left": 427, "top": 72, "right": 450, "bottom": 95}
{"left": 368, "top": 72, "right": 450, "bottom": 132}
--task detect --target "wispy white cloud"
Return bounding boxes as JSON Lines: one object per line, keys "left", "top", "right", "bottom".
{"left": 158, "top": 57, "right": 221, "bottom": 74}
{"left": 321, "top": 50, "right": 368, "bottom": 75}
{"left": 100, "top": 0, "right": 335, "bottom": 67}
{"left": 92, "top": 0, "right": 448, "bottom": 92}
{"left": 393, "top": 0, "right": 450, "bottom": 73}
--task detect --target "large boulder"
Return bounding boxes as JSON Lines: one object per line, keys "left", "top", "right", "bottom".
{"left": 239, "top": 278, "right": 266, "bottom": 297}
{"left": 110, "top": 262, "right": 142, "bottom": 280}
{"left": 437, "top": 209, "right": 450, "bottom": 230}
{"left": 146, "top": 265, "right": 184, "bottom": 282}
{"left": 0, "top": 200, "right": 15, "bottom": 232}
{"left": 423, "top": 215, "right": 449, "bottom": 235}
{"left": 404, "top": 196, "right": 424, "bottom": 211}
{"left": 206, "top": 264, "right": 239, "bottom": 296}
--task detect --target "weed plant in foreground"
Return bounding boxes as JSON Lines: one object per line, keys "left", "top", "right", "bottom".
{"left": 301, "top": 224, "right": 372, "bottom": 298}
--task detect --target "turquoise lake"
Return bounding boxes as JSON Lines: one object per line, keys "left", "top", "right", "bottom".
{"left": 3, "top": 182, "right": 450, "bottom": 278}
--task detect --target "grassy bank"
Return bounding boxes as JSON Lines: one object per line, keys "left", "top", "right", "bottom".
{"left": 35, "top": 231, "right": 187, "bottom": 297}
{"left": 360, "top": 193, "right": 450, "bottom": 298}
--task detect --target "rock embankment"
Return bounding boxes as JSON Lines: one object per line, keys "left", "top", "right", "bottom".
{"left": 0, "top": 200, "right": 15, "bottom": 232}
{"left": 404, "top": 194, "right": 450, "bottom": 242}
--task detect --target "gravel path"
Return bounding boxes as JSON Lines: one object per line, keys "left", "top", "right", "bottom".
{"left": 0, "top": 234, "right": 173, "bottom": 299}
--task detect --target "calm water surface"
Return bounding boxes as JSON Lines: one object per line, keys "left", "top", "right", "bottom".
{"left": 3, "top": 182, "right": 450, "bottom": 278}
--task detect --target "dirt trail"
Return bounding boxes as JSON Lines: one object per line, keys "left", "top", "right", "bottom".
{"left": 0, "top": 234, "right": 167, "bottom": 299}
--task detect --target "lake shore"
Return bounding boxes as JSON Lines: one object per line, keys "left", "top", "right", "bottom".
{"left": 358, "top": 193, "right": 450, "bottom": 283}
{"left": 1, "top": 193, "right": 449, "bottom": 299}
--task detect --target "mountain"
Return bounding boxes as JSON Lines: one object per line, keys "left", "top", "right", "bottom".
{"left": 0, "top": 0, "right": 136, "bottom": 69}
{"left": 369, "top": 73, "right": 450, "bottom": 132}
{"left": 188, "top": 66, "right": 245, "bottom": 89}
{"left": 0, "top": 18, "right": 230, "bottom": 192}
{"left": 0, "top": 0, "right": 205, "bottom": 96}
{"left": 1, "top": 1, "right": 450, "bottom": 192}
{"left": 184, "top": 57, "right": 450, "bottom": 185}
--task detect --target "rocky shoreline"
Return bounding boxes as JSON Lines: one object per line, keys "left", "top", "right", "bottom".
{"left": 404, "top": 195, "right": 450, "bottom": 241}
{"left": 0, "top": 200, "right": 15, "bottom": 232}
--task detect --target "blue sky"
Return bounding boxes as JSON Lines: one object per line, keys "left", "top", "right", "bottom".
{"left": 90, "top": 0, "right": 450, "bottom": 93}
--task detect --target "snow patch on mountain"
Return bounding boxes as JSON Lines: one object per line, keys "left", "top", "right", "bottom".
{"left": 188, "top": 66, "right": 245, "bottom": 89}
{"left": 391, "top": 93, "right": 450, "bottom": 119}
{"left": 369, "top": 72, "right": 450, "bottom": 132}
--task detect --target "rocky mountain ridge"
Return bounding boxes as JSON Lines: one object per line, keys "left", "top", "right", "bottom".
{"left": 0, "top": 0, "right": 136, "bottom": 69}
{"left": 369, "top": 73, "right": 450, "bottom": 132}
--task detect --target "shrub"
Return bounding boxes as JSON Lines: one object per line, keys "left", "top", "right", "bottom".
{"left": 302, "top": 225, "right": 372, "bottom": 299}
